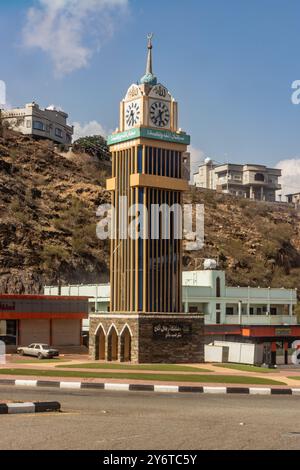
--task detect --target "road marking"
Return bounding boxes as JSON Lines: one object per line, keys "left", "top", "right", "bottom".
{"left": 249, "top": 388, "right": 271, "bottom": 395}
{"left": 105, "top": 383, "right": 129, "bottom": 391}
{"left": 203, "top": 387, "right": 227, "bottom": 394}
{"left": 154, "top": 385, "right": 179, "bottom": 393}
{"left": 7, "top": 403, "right": 35, "bottom": 414}
{"left": 15, "top": 380, "right": 37, "bottom": 387}
{"left": 60, "top": 382, "right": 81, "bottom": 390}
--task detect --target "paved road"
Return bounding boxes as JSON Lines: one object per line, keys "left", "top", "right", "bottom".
{"left": 0, "top": 386, "right": 300, "bottom": 450}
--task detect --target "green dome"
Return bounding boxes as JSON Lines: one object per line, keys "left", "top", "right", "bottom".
{"left": 140, "top": 72, "right": 157, "bottom": 86}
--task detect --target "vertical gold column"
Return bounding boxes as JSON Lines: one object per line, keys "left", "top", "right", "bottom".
{"left": 114, "top": 150, "right": 120, "bottom": 311}
{"left": 155, "top": 188, "right": 159, "bottom": 312}
{"left": 143, "top": 186, "right": 148, "bottom": 312}
{"left": 110, "top": 152, "right": 116, "bottom": 312}
{"left": 178, "top": 191, "right": 182, "bottom": 312}
{"left": 126, "top": 148, "right": 130, "bottom": 312}
{"left": 129, "top": 147, "right": 134, "bottom": 312}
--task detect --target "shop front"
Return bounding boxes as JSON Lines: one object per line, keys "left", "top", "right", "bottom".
{"left": 0, "top": 295, "right": 89, "bottom": 351}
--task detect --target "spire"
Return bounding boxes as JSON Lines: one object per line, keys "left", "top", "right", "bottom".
{"left": 140, "top": 33, "right": 157, "bottom": 86}
{"left": 146, "top": 33, "right": 153, "bottom": 75}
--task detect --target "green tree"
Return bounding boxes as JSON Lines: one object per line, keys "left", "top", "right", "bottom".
{"left": 73, "top": 135, "right": 111, "bottom": 162}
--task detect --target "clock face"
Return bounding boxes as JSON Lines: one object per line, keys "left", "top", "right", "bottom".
{"left": 150, "top": 101, "right": 170, "bottom": 128}
{"left": 125, "top": 101, "right": 140, "bottom": 128}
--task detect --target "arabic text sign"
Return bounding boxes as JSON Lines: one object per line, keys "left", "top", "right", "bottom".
{"left": 0, "top": 302, "right": 15, "bottom": 311}
{"left": 108, "top": 127, "right": 191, "bottom": 146}
{"left": 153, "top": 323, "right": 192, "bottom": 340}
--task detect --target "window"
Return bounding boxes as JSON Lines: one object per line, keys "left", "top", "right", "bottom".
{"left": 6, "top": 320, "right": 17, "bottom": 336}
{"left": 55, "top": 128, "right": 63, "bottom": 138}
{"left": 226, "top": 307, "right": 234, "bottom": 315}
{"left": 255, "top": 173, "right": 265, "bottom": 182}
{"left": 26, "top": 120, "right": 31, "bottom": 128}
{"left": 270, "top": 307, "right": 277, "bottom": 316}
{"left": 250, "top": 307, "right": 254, "bottom": 315}
{"left": 257, "top": 307, "right": 262, "bottom": 315}
{"left": 216, "top": 277, "right": 221, "bottom": 298}
{"left": 33, "top": 120, "right": 45, "bottom": 131}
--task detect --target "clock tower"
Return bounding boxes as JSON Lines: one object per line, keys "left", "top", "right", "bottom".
{"left": 120, "top": 35, "right": 177, "bottom": 133}
{"left": 90, "top": 35, "right": 204, "bottom": 364}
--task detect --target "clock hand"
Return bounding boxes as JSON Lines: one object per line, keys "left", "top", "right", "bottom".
{"left": 155, "top": 109, "right": 163, "bottom": 124}
{"left": 130, "top": 110, "right": 135, "bottom": 126}
{"left": 158, "top": 110, "right": 163, "bottom": 125}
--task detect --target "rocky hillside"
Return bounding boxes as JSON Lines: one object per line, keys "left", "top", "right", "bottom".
{"left": 0, "top": 129, "right": 111, "bottom": 293}
{"left": 0, "top": 129, "right": 300, "bottom": 295}
{"left": 184, "top": 188, "right": 300, "bottom": 292}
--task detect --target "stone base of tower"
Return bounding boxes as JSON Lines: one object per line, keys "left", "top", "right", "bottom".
{"left": 89, "top": 313, "right": 205, "bottom": 364}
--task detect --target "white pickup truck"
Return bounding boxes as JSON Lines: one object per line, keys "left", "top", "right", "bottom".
{"left": 17, "top": 343, "right": 59, "bottom": 359}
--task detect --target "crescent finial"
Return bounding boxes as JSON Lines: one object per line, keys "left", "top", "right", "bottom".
{"left": 147, "top": 33, "right": 154, "bottom": 49}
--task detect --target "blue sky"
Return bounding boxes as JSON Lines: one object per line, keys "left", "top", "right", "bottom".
{"left": 1, "top": 0, "right": 300, "bottom": 193}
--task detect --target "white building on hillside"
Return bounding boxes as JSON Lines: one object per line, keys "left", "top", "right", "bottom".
{"left": 1, "top": 102, "right": 73, "bottom": 146}
{"left": 193, "top": 159, "right": 281, "bottom": 201}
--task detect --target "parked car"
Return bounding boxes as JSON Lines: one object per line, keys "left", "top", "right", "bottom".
{"left": 17, "top": 343, "right": 59, "bottom": 359}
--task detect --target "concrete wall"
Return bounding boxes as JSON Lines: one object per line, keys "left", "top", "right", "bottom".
{"left": 205, "top": 344, "right": 229, "bottom": 363}
{"left": 214, "top": 341, "right": 264, "bottom": 365}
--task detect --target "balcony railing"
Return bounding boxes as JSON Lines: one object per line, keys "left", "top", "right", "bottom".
{"left": 224, "top": 315, "right": 297, "bottom": 326}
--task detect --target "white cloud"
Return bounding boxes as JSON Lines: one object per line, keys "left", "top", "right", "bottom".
{"left": 73, "top": 120, "right": 107, "bottom": 141}
{"left": 276, "top": 158, "right": 300, "bottom": 199}
{"left": 22, "top": 0, "right": 128, "bottom": 77}
{"left": 189, "top": 145, "right": 205, "bottom": 176}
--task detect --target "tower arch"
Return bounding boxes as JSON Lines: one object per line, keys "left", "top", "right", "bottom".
{"left": 107, "top": 324, "right": 119, "bottom": 362}
{"left": 94, "top": 324, "right": 106, "bottom": 361}
{"left": 120, "top": 325, "right": 132, "bottom": 362}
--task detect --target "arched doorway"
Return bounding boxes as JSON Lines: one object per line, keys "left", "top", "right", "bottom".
{"left": 95, "top": 325, "right": 106, "bottom": 361}
{"left": 107, "top": 325, "right": 118, "bottom": 361}
{"left": 120, "top": 326, "right": 132, "bottom": 362}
